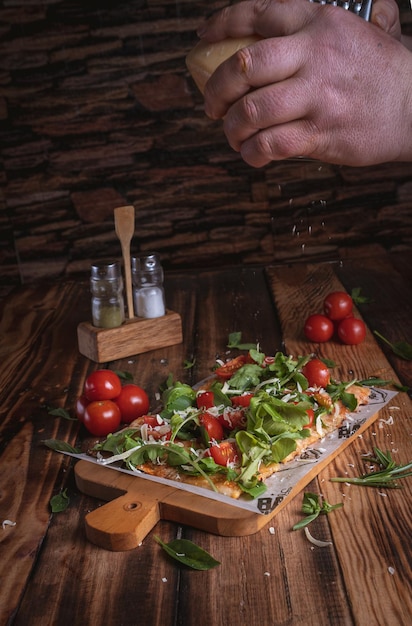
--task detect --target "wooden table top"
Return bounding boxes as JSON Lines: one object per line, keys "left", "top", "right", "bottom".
{"left": 1, "top": 252, "right": 411, "bottom": 626}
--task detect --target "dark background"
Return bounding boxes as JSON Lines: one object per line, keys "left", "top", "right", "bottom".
{"left": 1, "top": 0, "right": 411, "bottom": 299}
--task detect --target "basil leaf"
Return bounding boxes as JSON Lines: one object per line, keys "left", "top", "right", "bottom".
{"left": 43, "top": 439, "right": 81, "bottom": 454}
{"left": 351, "top": 287, "right": 372, "bottom": 305}
{"left": 50, "top": 488, "right": 70, "bottom": 513}
{"left": 154, "top": 536, "right": 220, "bottom": 570}
{"left": 114, "top": 370, "right": 134, "bottom": 381}
{"left": 48, "top": 407, "right": 76, "bottom": 420}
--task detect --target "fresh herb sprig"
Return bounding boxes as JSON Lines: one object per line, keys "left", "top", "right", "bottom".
{"left": 331, "top": 447, "right": 412, "bottom": 489}
{"left": 292, "top": 492, "right": 343, "bottom": 530}
{"left": 373, "top": 331, "right": 412, "bottom": 361}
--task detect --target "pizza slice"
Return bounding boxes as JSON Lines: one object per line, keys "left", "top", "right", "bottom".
{"left": 92, "top": 352, "right": 371, "bottom": 500}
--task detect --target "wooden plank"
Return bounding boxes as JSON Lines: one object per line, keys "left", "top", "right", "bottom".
{"left": 266, "top": 262, "right": 412, "bottom": 626}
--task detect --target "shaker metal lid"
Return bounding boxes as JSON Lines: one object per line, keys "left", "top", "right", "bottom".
{"left": 132, "top": 252, "right": 161, "bottom": 273}
{"left": 91, "top": 260, "right": 121, "bottom": 280}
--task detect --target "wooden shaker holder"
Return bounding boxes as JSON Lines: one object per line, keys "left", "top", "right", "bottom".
{"left": 77, "top": 310, "right": 183, "bottom": 363}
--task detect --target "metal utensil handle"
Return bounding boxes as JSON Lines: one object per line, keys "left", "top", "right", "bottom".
{"left": 309, "top": 0, "right": 372, "bottom": 21}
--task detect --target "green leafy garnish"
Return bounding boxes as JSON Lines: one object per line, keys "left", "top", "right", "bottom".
{"left": 43, "top": 439, "right": 81, "bottom": 453}
{"left": 293, "top": 492, "right": 343, "bottom": 530}
{"left": 331, "top": 447, "right": 412, "bottom": 488}
{"left": 183, "top": 358, "right": 196, "bottom": 369}
{"left": 154, "top": 536, "right": 220, "bottom": 570}
{"left": 373, "top": 331, "right": 412, "bottom": 361}
{"left": 48, "top": 407, "right": 76, "bottom": 420}
{"left": 114, "top": 370, "right": 134, "bottom": 381}
{"left": 351, "top": 287, "right": 372, "bottom": 305}
{"left": 227, "top": 331, "right": 258, "bottom": 351}
{"left": 50, "top": 488, "right": 70, "bottom": 513}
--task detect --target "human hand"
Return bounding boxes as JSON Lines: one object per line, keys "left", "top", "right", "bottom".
{"left": 198, "top": 0, "right": 412, "bottom": 166}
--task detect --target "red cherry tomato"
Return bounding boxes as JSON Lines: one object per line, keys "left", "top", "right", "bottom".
{"left": 218, "top": 406, "right": 247, "bottom": 430}
{"left": 83, "top": 400, "right": 121, "bottom": 436}
{"left": 75, "top": 394, "right": 89, "bottom": 423}
{"left": 114, "top": 384, "right": 150, "bottom": 423}
{"left": 200, "top": 411, "right": 224, "bottom": 443}
{"left": 84, "top": 370, "right": 122, "bottom": 402}
{"left": 303, "top": 408, "right": 315, "bottom": 429}
{"left": 214, "top": 355, "right": 246, "bottom": 380}
{"left": 324, "top": 291, "right": 353, "bottom": 321}
{"left": 196, "top": 391, "right": 215, "bottom": 409}
{"left": 209, "top": 441, "right": 240, "bottom": 467}
{"left": 304, "top": 314, "right": 334, "bottom": 342}
{"left": 142, "top": 415, "right": 161, "bottom": 428}
{"left": 231, "top": 393, "right": 253, "bottom": 408}
{"left": 337, "top": 317, "right": 367, "bottom": 345}
{"left": 302, "top": 359, "right": 331, "bottom": 388}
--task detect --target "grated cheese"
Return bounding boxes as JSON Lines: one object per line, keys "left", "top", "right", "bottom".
{"left": 2, "top": 520, "right": 16, "bottom": 530}
{"left": 304, "top": 527, "right": 332, "bottom": 547}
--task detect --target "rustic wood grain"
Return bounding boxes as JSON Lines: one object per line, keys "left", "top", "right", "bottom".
{"left": 1, "top": 254, "right": 411, "bottom": 626}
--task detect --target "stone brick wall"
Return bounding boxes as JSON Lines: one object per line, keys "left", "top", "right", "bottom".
{"left": 1, "top": 0, "right": 411, "bottom": 298}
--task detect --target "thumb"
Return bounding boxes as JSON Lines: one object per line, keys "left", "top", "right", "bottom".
{"left": 371, "top": 0, "right": 402, "bottom": 40}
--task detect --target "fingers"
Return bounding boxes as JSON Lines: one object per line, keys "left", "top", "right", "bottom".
{"left": 238, "top": 119, "right": 324, "bottom": 167}
{"left": 204, "top": 36, "right": 308, "bottom": 120}
{"left": 222, "top": 77, "right": 311, "bottom": 152}
{"left": 371, "top": 0, "right": 402, "bottom": 40}
{"left": 198, "top": 0, "right": 316, "bottom": 41}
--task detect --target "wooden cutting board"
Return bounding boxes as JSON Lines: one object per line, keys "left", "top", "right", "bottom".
{"left": 75, "top": 264, "right": 398, "bottom": 551}
{"left": 74, "top": 389, "right": 385, "bottom": 551}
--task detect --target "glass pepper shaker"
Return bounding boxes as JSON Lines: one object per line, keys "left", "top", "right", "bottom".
{"left": 132, "top": 252, "right": 166, "bottom": 319}
{"left": 90, "top": 260, "right": 125, "bottom": 328}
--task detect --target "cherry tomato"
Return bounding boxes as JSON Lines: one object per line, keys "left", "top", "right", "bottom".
{"left": 231, "top": 393, "right": 253, "bottom": 408}
{"left": 337, "top": 317, "right": 366, "bottom": 345}
{"left": 196, "top": 391, "right": 215, "bottom": 409}
{"left": 114, "top": 383, "right": 150, "bottom": 423}
{"left": 303, "top": 408, "right": 315, "bottom": 429}
{"left": 214, "top": 355, "right": 246, "bottom": 380}
{"left": 75, "top": 394, "right": 89, "bottom": 423}
{"left": 142, "top": 415, "right": 161, "bottom": 428}
{"left": 323, "top": 291, "right": 353, "bottom": 321}
{"left": 84, "top": 370, "right": 122, "bottom": 402}
{"left": 304, "top": 314, "right": 334, "bottom": 342}
{"left": 219, "top": 406, "right": 247, "bottom": 430}
{"left": 200, "top": 411, "right": 224, "bottom": 443}
{"left": 209, "top": 441, "right": 240, "bottom": 467}
{"left": 302, "top": 359, "right": 331, "bottom": 388}
{"left": 83, "top": 400, "right": 121, "bottom": 436}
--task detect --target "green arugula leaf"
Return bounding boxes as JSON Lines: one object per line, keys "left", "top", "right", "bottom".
{"left": 374, "top": 331, "right": 412, "bottom": 361}
{"left": 154, "top": 536, "right": 220, "bottom": 570}
{"left": 50, "top": 488, "right": 70, "bottom": 513}
{"left": 183, "top": 359, "right": 196, "bottom": 369}
{"left": 227, "top": 331, "right": 258, "bottom": 351}
{"left": 227, "top": 363, "right": 264, "bottom": 390}
{"left": 293, "top": 492, "right": 343, "bottom": 530}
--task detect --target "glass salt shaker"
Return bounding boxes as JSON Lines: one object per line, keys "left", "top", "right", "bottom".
{"left": 90, "top": 260, "right": 125, "bottom": 328}
{"left": 132, "top": 253, "right": 166, "bottom": 319}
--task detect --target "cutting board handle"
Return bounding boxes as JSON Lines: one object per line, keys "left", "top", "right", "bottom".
{"left": 84, "top": 489, "right": 163, "bottom": 551}
{"left": 75, "top": 460, "right": 177, "bottom": 551}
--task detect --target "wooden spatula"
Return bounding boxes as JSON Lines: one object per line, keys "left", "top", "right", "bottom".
{"left": 114, "top": 205, "right": 135, "bottom": 318}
